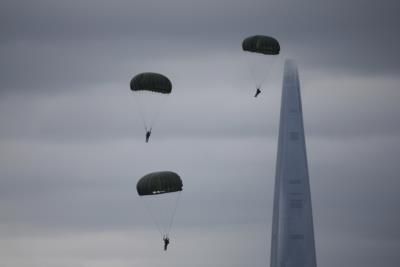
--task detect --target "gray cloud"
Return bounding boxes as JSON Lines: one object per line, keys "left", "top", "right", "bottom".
{"left": 1, "top": 0, "right": 399, "bottom": 93}
{"left": 1, "top": 0, "right": 400, "bottom": 266}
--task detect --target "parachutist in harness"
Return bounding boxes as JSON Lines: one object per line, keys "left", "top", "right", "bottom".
{"left": 163, "top": 235, "right": 170, "bottom": 251}
{"left": 130, "top": 72, "right": 172, "bottom": 144}
{"left": 145, "top": 128, "right": 152, "bottom": 143}
{"left": 242, "top": 35, "right": 280, "bottom": 99}
{"left": 137, "top": 172, "right": 182, "bottom": 252}
{"left": 254, "top": 87, "right": 262, "bottom": 98}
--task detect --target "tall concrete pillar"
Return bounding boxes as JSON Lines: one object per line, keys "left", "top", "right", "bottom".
{"left": 270, "top": 60, "right": 317, "bottom": 267}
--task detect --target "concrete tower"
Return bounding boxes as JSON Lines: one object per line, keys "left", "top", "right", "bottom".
{"left": 270, "top": 60, "right": 317, "bottom": 267}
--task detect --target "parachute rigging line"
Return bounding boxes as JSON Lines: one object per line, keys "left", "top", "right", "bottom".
{"left": 166, "top": 191, "right": 181, "bottom": 235}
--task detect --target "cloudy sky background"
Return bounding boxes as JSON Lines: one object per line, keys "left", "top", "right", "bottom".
{"left": 1, "top": 0, "right": 400, "bottom": 266}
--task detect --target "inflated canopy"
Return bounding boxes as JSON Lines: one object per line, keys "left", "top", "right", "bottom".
{"left": 130, "top": 72, "right": 172, "bottom": 94}
{"left": 137, "top": 171, "right": 183, "bottom": 196}
{"left": 242, "top": 35, "right": 280, "bottom": 55}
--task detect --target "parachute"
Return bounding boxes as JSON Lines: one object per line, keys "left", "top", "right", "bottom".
{"left": 137, "top": 171, "right": 182, "bottom": 237}
{"left": 130, "top": 72, "right": 172, "bottom": 94}
{"left": 242, "top": 35, "right": 281, "bottom": 94}
{"left": 137, "top": 171, "right": 183, "bottom": 196}
{"left": 130, "top": 72, "right": 172, "bottom": 134}
{"left": 242, "top": 35, "right": 280, "bottom": 55}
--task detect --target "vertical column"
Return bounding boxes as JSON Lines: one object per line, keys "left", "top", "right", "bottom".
{"left": 270, "top": 60, "right": 317, "bottom": 267}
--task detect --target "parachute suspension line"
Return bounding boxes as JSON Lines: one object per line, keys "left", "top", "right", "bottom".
{"left": 147, "top": 95, "right": 169, "bottom": 130}
{"left": 258, "top": 56, "right": 279, "bottom": 89}
{"left": 141, "top": 196, "right": 164, "bottom": 237}
{"left": 140, "top": 111, "right": 148, "bottom": 132}
{"left": 248, "top": 56, "right": 271, "bottom": 90}
{"left": 166, "top": 191, "right": 181, "bottom": 236}
{"left": 132, "top": 90, "right": 169, "bottom": 132}
{"left": 249, "top": 62, "right": 259, "bottom": 89}
{"left": 257, "top": 70, "right": 270, "bottom": 89}
{"left": 132, "top": 92, "right": 149, "bottom": 131}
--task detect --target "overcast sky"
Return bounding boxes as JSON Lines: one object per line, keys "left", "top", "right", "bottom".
{"left": 1, "top": 0, "right": 400, "bottom": 267}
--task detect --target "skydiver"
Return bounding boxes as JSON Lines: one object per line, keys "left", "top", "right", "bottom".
{"left": 254, "top": 87, "right": 262, "bottom": 98}
{"left": 145, "top": 128, "right": 152, "bottom": 143}
{"left": 163, "top": 235, "right": 170, "bottom": 251}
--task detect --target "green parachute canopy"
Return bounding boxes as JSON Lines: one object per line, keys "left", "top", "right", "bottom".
{"left": 130, "top": 72, "right": 172, "bottom": 94}
{"left": 137, "top": 171, "right": 183, "bottom": 196}
{"left": 242, "top": 35, "right": 280, "bottom": 55}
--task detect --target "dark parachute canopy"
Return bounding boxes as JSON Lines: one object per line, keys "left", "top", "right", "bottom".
{"left": 130, "top": 72, "right": 172, "bottom": 94}
{"left": 137, "top": 171, "right": 183, "bottom": 196}
{"left": 242, "top": 35, "right": 280, "bottom": 55}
